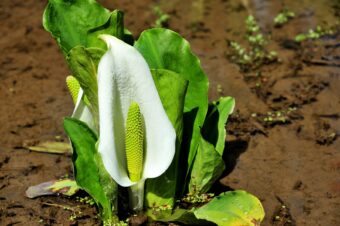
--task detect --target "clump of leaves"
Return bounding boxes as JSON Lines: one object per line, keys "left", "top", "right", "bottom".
{"left": 32, "top": 1, "right": 265, "bottom": 225}
{"left": 295, "top": 25, "right": 335, "bottom": 42}
{"left": 152, "top": 5, "right": 170, "bottom": 28}
{"left": 274, "top": 9, "right": 295, "bottom": 27}
{"left": 229, "top": 15, "right": 278, "bottom": 71}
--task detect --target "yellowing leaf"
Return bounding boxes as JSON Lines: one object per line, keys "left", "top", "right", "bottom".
{"left": 24, "top": 141, "right": 71, "bottom": 154}
{"left": 26, "top": 179, "right": 80, "bottom": 198}
{"left": 194, "top": 190, "right": 265, "bottom": 226}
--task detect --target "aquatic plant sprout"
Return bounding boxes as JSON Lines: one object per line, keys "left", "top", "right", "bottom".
{"left": 97, "top": 35, "right": 176, "bottom": 210}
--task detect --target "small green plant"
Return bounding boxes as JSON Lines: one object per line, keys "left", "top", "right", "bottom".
{"left": 76, "top": 196, "right": 96, "bottom": 206}
{"left": 216, "top": 84, "right": 224, "bottom": 96}
{"left": 150, "top": 204, "right": 172, "bottom": 213}
{"left": 229, "top": 15, "right": 278, "bottom": 71}
{"left": 245, "top": 15, "right": 265, "bottom": 46}
{"left": 182, "top": 193, "right": 214, "bottom": 204}
{"left": 274, "top": 9, "right": 295, "bottom": 26}
{"left": 295, "top": 26, "right": 334, "bottom": 42}
{"left": 152, "top": 5, "right": 170, "bottom": 28}
{"left": 251, "top": 107, "right": 298, "bottom": 126}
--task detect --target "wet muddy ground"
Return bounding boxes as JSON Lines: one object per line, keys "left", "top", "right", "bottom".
{"left": 0, "top": 0, "right": 339, "bottom": 225}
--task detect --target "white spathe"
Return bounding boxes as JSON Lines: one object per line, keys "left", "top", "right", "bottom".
{"left": 97, "top": 34, "right": 176, "bottom": 187}
{"left": 72, "top": 89, "right": 95, "bottom": 131}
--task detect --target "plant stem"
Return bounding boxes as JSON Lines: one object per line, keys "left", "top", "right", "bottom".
{"left": 128, "top": 180, "right": 145, "bottom": 212}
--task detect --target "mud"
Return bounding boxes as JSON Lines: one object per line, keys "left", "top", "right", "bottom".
{"left": 0, "top": 0, "right": 339, "bottom": 225}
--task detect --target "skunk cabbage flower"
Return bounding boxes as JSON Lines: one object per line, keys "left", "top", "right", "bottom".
{"left": 66, "top": 76, "right": 95, "bottom": 132}
{"left": 96, "top": 35, "right": 176, "bottom": 210}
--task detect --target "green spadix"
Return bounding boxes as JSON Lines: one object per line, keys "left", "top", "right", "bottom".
{"left": 66, "top": 75, "right": 80, "bottom": 104}
{"left": 125, "top": 102, "right": 144, "bottom": 182}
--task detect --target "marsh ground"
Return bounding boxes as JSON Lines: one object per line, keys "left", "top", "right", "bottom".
{"left": 0, "top": 0, "right": 339, "bottom": 225}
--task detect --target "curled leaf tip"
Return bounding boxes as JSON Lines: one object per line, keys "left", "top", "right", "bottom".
{"left": 99, "top": 34, "right": 122, "bottom": 49}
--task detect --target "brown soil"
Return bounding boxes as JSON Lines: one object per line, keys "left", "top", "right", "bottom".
{"left": 1, "top": 0, "right": 339, "bottom": 225}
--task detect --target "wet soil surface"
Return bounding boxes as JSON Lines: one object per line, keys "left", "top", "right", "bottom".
{"left": 1, "top": 0, "right": 339, "bottom": 225}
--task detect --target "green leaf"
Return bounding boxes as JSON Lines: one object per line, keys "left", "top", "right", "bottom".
{"left": 189, "top": 136, "right": 225, "bottom": 194}
{"left": 43, "top": 0, "right": 132, "bottom": 55}
{"left": 145, "top": 69, "right": 188, "bottom": 212}
{"left": 67, "top": 46, "right": 104, "bottom": 130}
{"left": 149, "top": 191, "right": 264, "bottom": 226}
{"left": 202, "top": 97, "right": 235, "bottom": 155}
{"left": 135, "top": 28, "right": 209, "bottom": 182}
{"left": 63, "top": 117, "right": 118, "bottom": 223}
{"left": 151, "top": 69, "right": 188, "bottom": 144}
{"left": 194, "top": 190, "right": 265, "bottom": 226}
{"left": 189, "top": 97, "right": 235, "bottom": 194}
{"left": 43, "top": 0, "right": 109, "bottom": 54}
{"left": 294, "top": 34, "right": 307, "bottom": 42}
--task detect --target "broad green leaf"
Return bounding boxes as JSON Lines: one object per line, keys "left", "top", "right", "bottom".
{"left": 43, "top": 0, "right": 110, "bottom": 54}
{"left": 145, "top": 69, "right": 188, "bottom": 212}
{"left": 26, "top": 179, "right": 80, "bottom": 198}
{"left": 151, "top": 69, "right": 188, "bottom": 141}
{"left": 23, "top": 141, "right": 71, "bottom": 154}
{"left": 94, "top": 150, "right": 118, "bottom": 223}
{"left": 135, "top": 28, "right": 209, "bottom": 182}
{"left": 202, "top": 97, "right": 235, "bottom": 155}
{"left": 67, "top": 47, "right": 104, "bottom": 130}
{"left": 189, "top": 136, "right": 225, "bottom": 194}
{"left": 43, "top": 0, "right": 132, "bottom": 55}
{"left": 63, "top": 117, "right": 118, "bottom": 223}
{"left": 189, "top": 97, "right": 235, "bottom": 194}
{"left": 194, "top": 190, "right": 265, "bottom": 226}
{"left": 149, "top": 191, "right": 264, "bottom": 225}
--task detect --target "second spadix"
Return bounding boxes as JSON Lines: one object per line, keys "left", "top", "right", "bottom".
{"left": 97, "top": 34, "right": 176, "bottom": 211}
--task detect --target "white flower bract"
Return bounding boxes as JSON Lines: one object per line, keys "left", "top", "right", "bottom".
{"left": 97, "top": 35, "right": 176, "bottom": 187}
